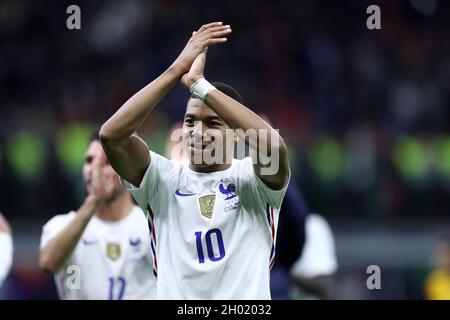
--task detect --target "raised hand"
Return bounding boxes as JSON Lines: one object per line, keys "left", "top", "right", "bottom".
{"left": 173, "top": 22, "right": 231, "bottom": 76}
{"left": 181, "top": 43, "right": 208, "bottom": 88}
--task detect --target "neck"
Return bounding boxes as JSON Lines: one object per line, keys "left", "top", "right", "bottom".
{"left": 96, "top": 191, "right": 133, "bottom": 222}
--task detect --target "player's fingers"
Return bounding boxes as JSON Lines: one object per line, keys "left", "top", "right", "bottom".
{"left": 197, "top": 27, "right": 232, "bottom": 42}
{"left": 192, "top": 26, "right": 229, "bottom": 46}
{"left": 197, "top": 25, "right": 230, "bottom": 37}
{"left": 197, "top": 22, "right": 223, "bottom": 33}
{"left": 198, "top": 29, "right": 231, "bottom": 44}
{"left": 202, "top": 38, "right": 228, "bottom": 47}
{"left": 194, "top": 26, "right": 229, "bottom": 42}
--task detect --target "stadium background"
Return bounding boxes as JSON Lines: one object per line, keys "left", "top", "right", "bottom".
{"left": 0, "top": 0, "right": 449, "bottom": 299}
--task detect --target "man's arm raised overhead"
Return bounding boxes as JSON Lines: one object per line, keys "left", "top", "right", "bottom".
{"left": 100, "top": 22, "right": 232, "bottom": 187}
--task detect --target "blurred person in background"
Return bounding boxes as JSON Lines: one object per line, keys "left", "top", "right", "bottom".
{"left": 0, "top": 213, "right": 13, "bottom": 288}
{"left": 425, "top": 231, "right": 450, "bottom": 300}
{"left": 290, "top": 213, "right": 338, "bottom": 299}
{"left": 39, "top": 134, "right": 156, "bottom": 299}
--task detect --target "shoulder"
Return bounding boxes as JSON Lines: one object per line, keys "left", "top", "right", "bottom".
{"left": 40, "top": 211, "right": 77, "bottom": 248}
{"left": 306, "top": 214, "right": 333, "bottom": 237}
{"left": 142, "top": 151, "right": 183, "bottom": 186}
{"left": 150, "top": 151, "right": 182, "bottom": 170}
{"left": 43, "top": 211, "right": 76, "bottom": 229}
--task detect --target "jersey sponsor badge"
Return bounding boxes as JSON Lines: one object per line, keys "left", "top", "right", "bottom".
{"left": 199, "top": 194, "right": 216, "bottom": 219}
{"left": 106, "top": 242, "right": 121, "bottom": 261}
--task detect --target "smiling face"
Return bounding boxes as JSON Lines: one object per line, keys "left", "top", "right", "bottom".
{"left": 182, "top": 98, "right": 234, "bottom": 171}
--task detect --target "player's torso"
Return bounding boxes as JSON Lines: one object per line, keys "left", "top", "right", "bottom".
{"left": 59, "top": 208, "right": 156, "bottom": 300}
{"left": 152, "top": 163, "right": 273, "bottom": 299}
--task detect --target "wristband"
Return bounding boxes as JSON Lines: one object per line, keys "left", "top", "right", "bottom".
{"left": 190, "top": 78, "right": 216, "bottom": 101}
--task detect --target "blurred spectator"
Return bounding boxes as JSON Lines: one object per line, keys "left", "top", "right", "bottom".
{"left": 425, "top": 232, "right": 450, "bottom": 300}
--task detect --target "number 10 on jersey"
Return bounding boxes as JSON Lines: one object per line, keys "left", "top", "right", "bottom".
{"left": 195, "top": 228, "right": 226, "bottom": 264}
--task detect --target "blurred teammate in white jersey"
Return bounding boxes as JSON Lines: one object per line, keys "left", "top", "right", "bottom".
{"left": 100, "top": 22, "right": 290, "bottom": 299}
{"left": 0, "top": 213, "right": 13, "bottom": 288}
{"left": 39, "top": 134, "right": 156, "bottom": 299}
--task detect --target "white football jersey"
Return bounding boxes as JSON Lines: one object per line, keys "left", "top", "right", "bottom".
{"left": 0, "top": 232, "right": 13, "bottom": 288}
{"left": 120, "top": 151, "right": 289, "bottom": 299}
{"left": 40, "top": 206, "right": 156, "bottom": 300}
{"left": 291, "top": 214, "right": 338, "bottom": 278}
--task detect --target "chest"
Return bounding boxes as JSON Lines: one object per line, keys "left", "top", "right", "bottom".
{"left": 172, "top": 178, "right": 242, "bottom": 223}
{"left": 74, "top": 223, "right": 150, "bottom": 273}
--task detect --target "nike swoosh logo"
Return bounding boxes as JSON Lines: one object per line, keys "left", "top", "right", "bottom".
{"left": 129, "top": 238, "right": 141, "bottom": 246}
{"left": 82, "top": 239, "right": 98, "bottom": 245}
{"left": 175, "top": 189, "right": 197, "bottom": 197}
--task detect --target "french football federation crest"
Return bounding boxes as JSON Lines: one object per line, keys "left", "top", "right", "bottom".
{"left": 199, "top": 194, "right": 216, "bottom": 219}
{"left": 106, "top": 242, "right": 121, "bottom": 261}
{"left": 219, "top": 183, "right": 237, "bottom": 200}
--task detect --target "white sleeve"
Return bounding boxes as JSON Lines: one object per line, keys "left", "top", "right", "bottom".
{"left": 119, "top": 150, "right": 176, "bottom": 213}
{"left": 39, "top": 213, "right": 75, "bottom": 250}
{"left": 0, "top": 232, "right": 13, "bottom": 287}
{"left": 239, "top": 157, "right": 290, "bottom": 210}
{"left": 291, "top": 214, "right": 338, "bottom": 278}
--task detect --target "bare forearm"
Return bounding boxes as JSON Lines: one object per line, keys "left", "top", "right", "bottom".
{"left": 99, "top": 23, "right": 231, "bottom": 185}
{"left": 206, "top": 90, "right": 272, "bottom": 132}
{"left": 204, "top": 89, "right": 289, "bottom": 188}
{"left": 39, "top": 196, "right": 101, "bottom": 273}
{"left": 100, "top": 22, "right": 231, "bottom": 143}
{"left": 205, "top": 90, "right": 287, "bottom": 152}
{"left": 100, "top": 65, "right": 183, "bottom": 143}
{"left": 99, "top": 65, "right": 184, "bottom": 186}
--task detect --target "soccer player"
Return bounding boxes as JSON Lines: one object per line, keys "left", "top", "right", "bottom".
{"left": 0, "top": 213, "right": 13, "bottom": 288}
{"left": 39, "top": 135, "right": 156, "bottom": 300}
{"left": 99, "top": 22, "right": 290, "bottom": 299}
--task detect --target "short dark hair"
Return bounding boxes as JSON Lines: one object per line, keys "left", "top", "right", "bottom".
{"left": 191, "top": 81, "right": 243, "bottom": 104}
{"left": 211, "top": 82, "right": 243, "bottom": 104}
